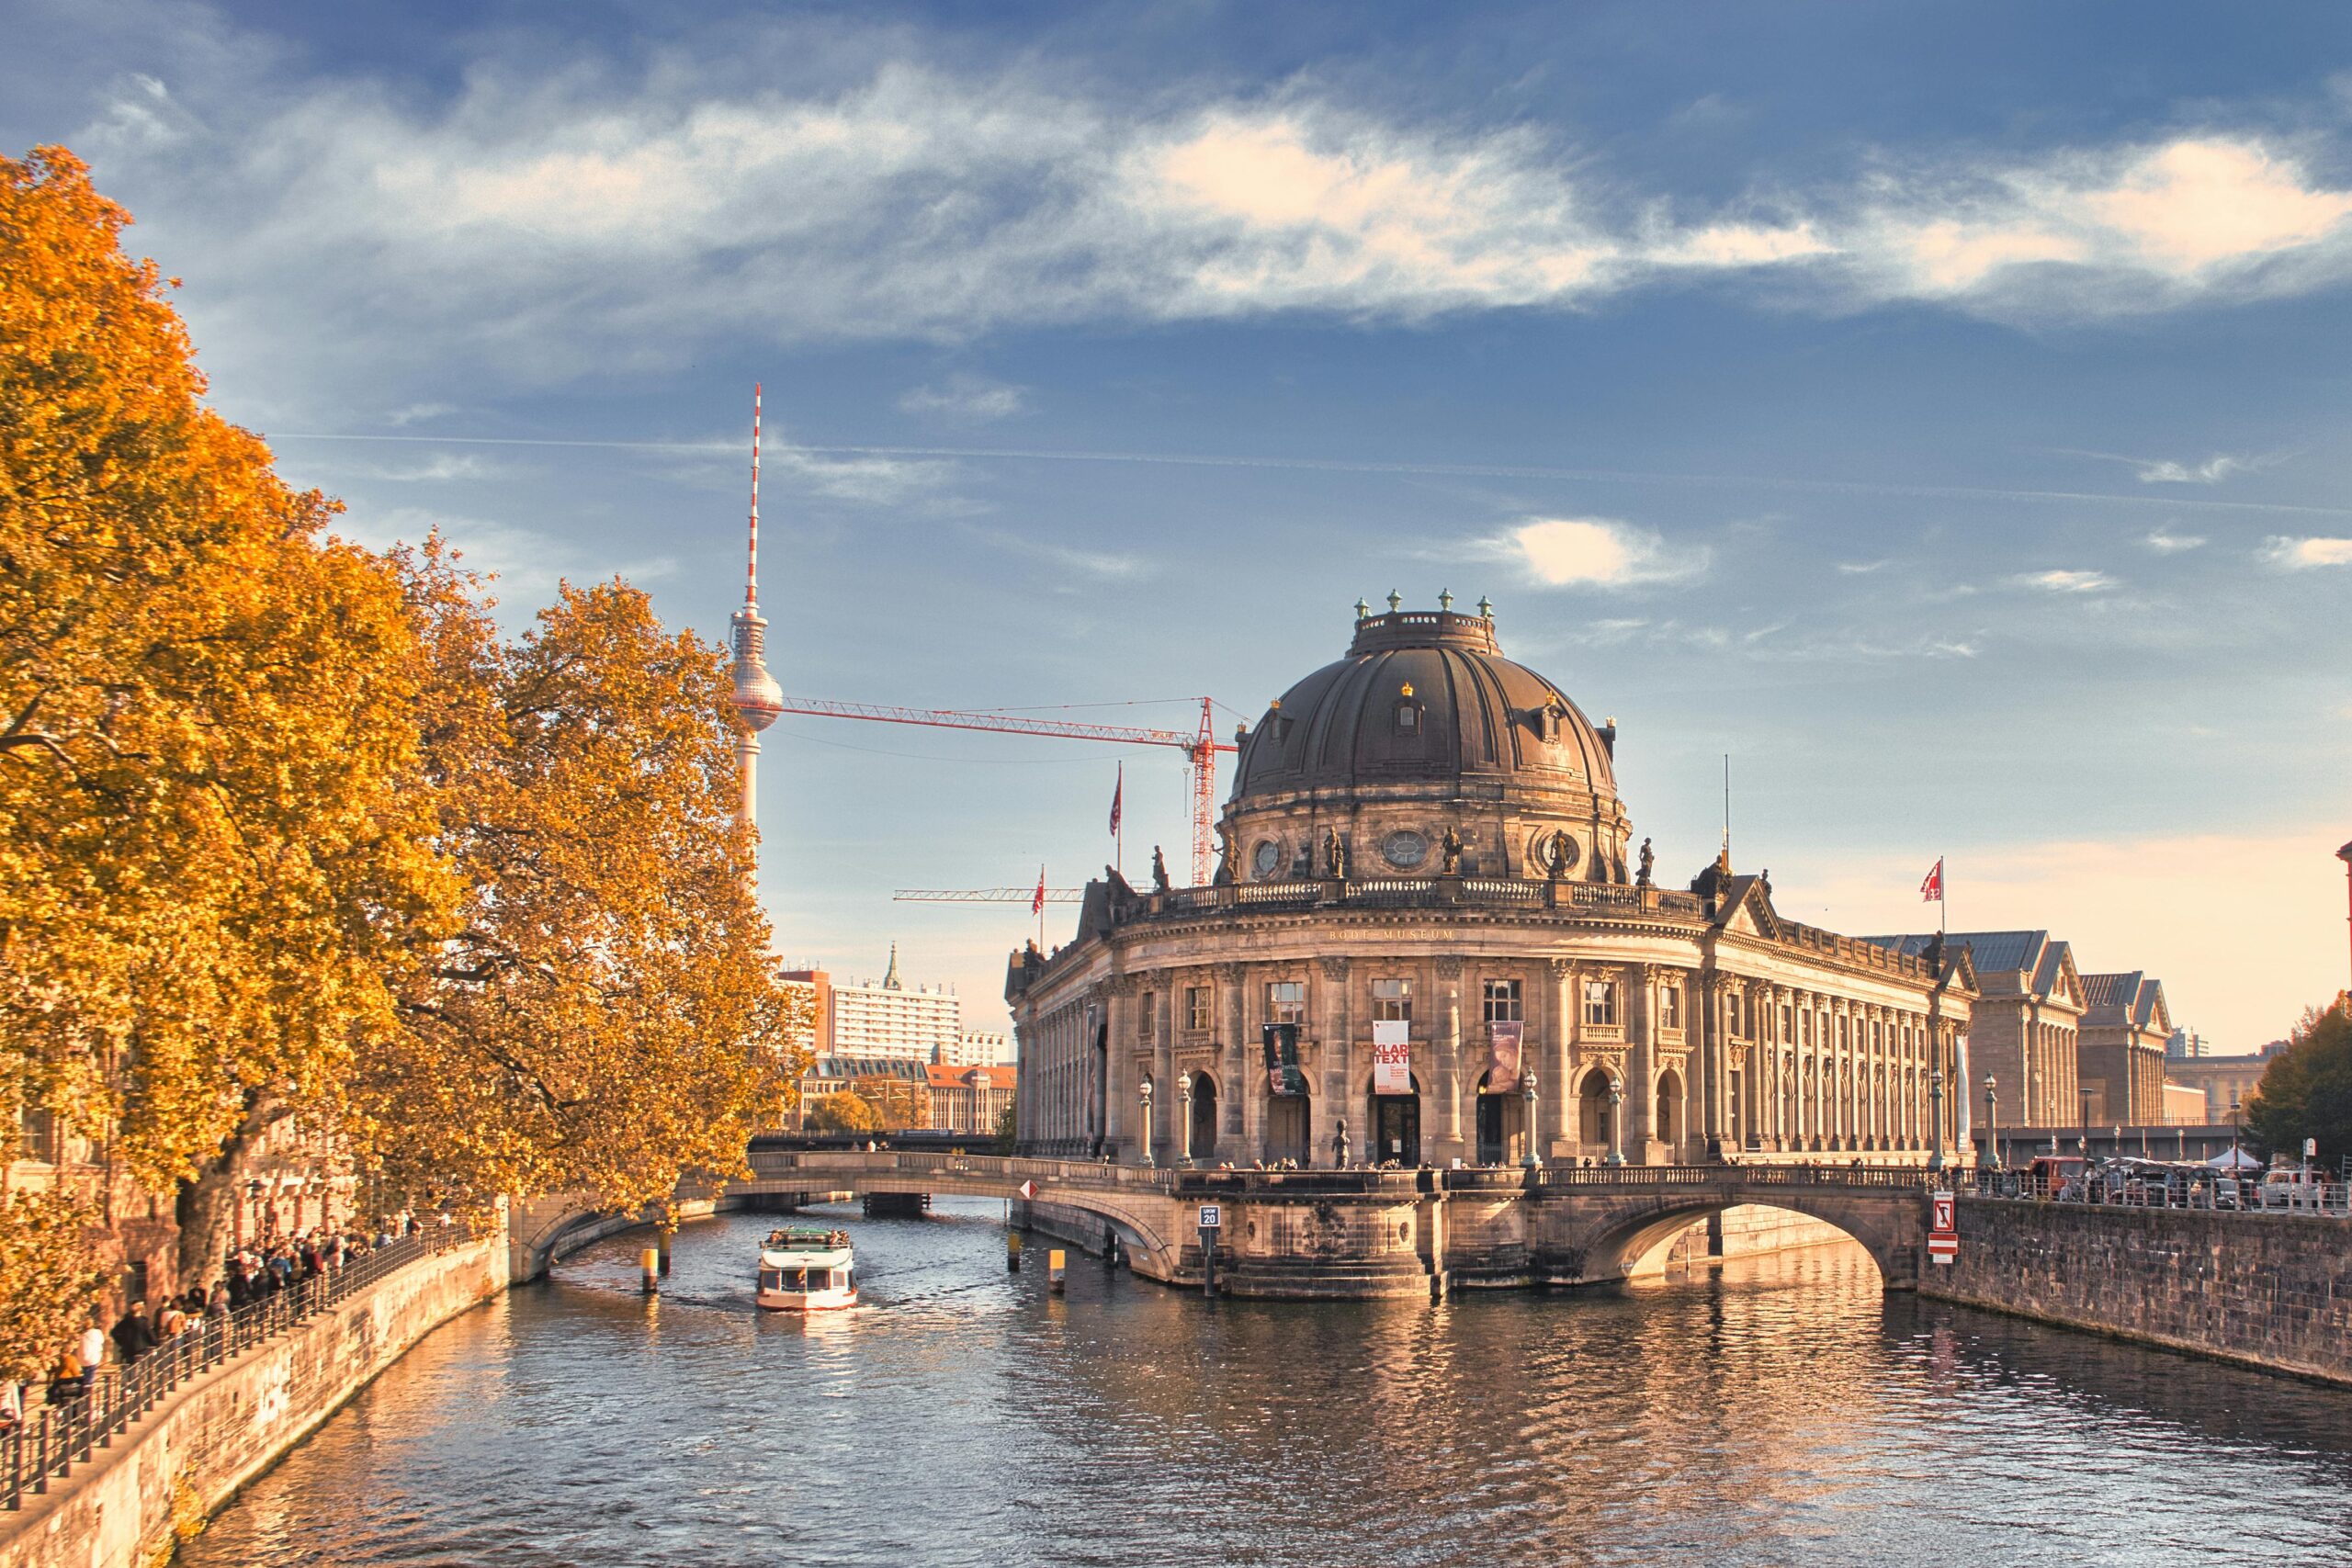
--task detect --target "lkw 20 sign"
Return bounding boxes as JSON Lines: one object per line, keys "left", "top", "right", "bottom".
{"left": 1927, "top": 1190, "right": 1958, "bottom": 1265}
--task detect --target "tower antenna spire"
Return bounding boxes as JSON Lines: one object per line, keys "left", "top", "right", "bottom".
{"left": 747, "top": 382, "right": 761, "bottom": 606}
{"left": 729, "top": 382, "right": 785, "bottom": 846}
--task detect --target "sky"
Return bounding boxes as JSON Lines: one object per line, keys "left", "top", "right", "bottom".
{"left": 10, "top": 0, "right": 2351, "bottom": 1047}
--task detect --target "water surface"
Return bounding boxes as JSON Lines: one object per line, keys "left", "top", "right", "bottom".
{"left": 184, "top": 1200, "right": 2352, "bottom": 1567}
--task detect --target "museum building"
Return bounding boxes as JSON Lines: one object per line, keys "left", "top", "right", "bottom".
{"left": 1008, "top": 601, "right": 1979, "bottom": 1168}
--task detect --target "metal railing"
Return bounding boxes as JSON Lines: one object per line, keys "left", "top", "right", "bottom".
{"left": 1961, "top": 1168, "right": 2352, "bottom": 1216}
{"left": 2, "top": 1224, "right": 476, "bottom": 1512}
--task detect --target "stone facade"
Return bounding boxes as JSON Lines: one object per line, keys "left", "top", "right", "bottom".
{"left": 2077, "top": 970, "right": 2172, "bottom": 1123}
{"left": 1011, "top": 606, "right": 1978, "bottom": 1171}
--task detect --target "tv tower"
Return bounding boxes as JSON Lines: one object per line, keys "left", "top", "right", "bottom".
{"left": 729, "top": 383, "right": 785, "bottom": 841}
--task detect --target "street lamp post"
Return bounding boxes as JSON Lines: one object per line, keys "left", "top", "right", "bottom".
{"left": 1606, "top": 1079, "right": 1625, "bottom": 1168}
{"left": 2231, "top": 1096, "right": 2243, "bottom": 1175}
{"left": 1176, "top": 1071, "right": 1194, "bottom": 1169}
{"left": 1139, "top": 1078, "right": 1155, "bottom": 1169}
{"left": 1928, "top": 1069, "right": 1945, "bottom": 1172}
{"left": 1521, "top": 1070, "right": 1542, "bottom": 1170}
{"left": 2080, "top": 1086, "right": 2097, "bottom": 1196}
{"left": 1983, "top": 1075, "right": 1999, "bottom": 1172}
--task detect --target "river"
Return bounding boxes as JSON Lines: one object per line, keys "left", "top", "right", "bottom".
{"left": 182, "top": 1200, "right": 2352, "bottom": 1567}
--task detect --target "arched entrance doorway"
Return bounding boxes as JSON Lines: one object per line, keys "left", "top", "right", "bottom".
{"left": 1656, "top": 1067, "right": 1683, "bottom": 1156}
{"left": 1475, "top": 1072, "right": 1526, "bottom": 1166}
{"left": 1578, "top": 1068, "right": 1613, "bottom": 1157}
{"left": 1189, "top": 1073, "right": 1218, "bottom": 1165}
{"left": 1368, "top": 1074, "right": 1422, "bottom": 1166}
{"left": 1265, "top": 1092, "right": 1311, "bottom": 1166}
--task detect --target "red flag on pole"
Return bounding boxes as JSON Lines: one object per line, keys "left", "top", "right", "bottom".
{"left": 1032, "top": 865, "right": 1046, "bottom": 916}
{"left": 1108, "top": 763, "right": 1123, "bottom": 838}
{"left": 1920, "top": 858, "right": 1944, "bottom": 903}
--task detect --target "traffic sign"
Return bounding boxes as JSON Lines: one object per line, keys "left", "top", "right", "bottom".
{"left": 1928, "top": 1188, "right": 1957, "bottom": 1264}
{"left": 1930, "top": 1190, "right": 1955, "bottom": 1234}
{"left": 1928, "top": 1234, "right": 1959, "bottom": 1263}
{"left": 1198, "top": 1203, "right": 1222, "bottom": 1230}
{"left": 1017, "top": 1179, "right": 1038, "bottom": 1201}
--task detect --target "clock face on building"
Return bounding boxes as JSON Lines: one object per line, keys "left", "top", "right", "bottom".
{"left": 1252, "top": 840, "right": 1281, "bottom": 878}
{"left": 1382, "top": 829, "right": 1429, "bottom": 869}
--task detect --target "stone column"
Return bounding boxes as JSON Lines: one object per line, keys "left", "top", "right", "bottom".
{"left": 1317, "top": 956, "right": 1351, "bottom": 1165}
{"left": 1102, "top": 981, "right": 1130, "bottom": 1155}
{"left": 1436, "top": 956, "right": 1464, "bottom": 1163}
{"left": 1547, "top": 958, "right": 1575, "bottom": 1158}
{"left": 1152, "top": 985, "right": 1174, "bottom": 1167}
{"left": 1220, "top": 962, "right": 1249, "bottom": 1161}
{"left": 1626, "top": 964, "right": 1657, "bottom": 1162}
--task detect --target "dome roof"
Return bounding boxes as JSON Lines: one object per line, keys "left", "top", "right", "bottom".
{"left": 1230, "top": 609, "right": 1619, "bottom": 807}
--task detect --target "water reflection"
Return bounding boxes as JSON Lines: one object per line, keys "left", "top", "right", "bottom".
{"left": 184, "top": 1200, "right": 2352, "bottom": 1568}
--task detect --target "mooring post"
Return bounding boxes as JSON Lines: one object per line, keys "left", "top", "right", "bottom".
{"left": 1048, "top": 1249, "right": 1067, "bottom": 1294}
{"left": 657, "top": 1223, "right": 674, "bottom": 1277}
{"left": 639, "top": 1247, "right": 660, "bottom": 1294}
{"left": 1201, "top": 1225, "right": 1216, "bottom": 1298}
{"left": 1007, "top": 1231, "right": 1022, "bottom": 1272}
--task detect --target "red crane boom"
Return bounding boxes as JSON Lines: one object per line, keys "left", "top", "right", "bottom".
{"left": 777, "top": 696, "right": 1238, "bottom": 884}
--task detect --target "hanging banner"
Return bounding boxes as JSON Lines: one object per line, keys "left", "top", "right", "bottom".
{"left": 1261, "top": 1021, "right": 1307, "bottom": 1096}
{"left": 1372, "top": 1020, "right": 1412, "bottom": 1095}
{"left": 1487, "top": 1020, "right": 1524, "bottom": 1090}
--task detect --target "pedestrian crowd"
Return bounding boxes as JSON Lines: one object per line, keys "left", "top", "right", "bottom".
{"left": 1, "top": 1216, "right": 426, "bottom": 1437}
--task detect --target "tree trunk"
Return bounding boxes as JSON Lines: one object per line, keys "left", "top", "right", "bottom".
{"left": 174, "top": 1092, "right": 286, "bottom": 1287}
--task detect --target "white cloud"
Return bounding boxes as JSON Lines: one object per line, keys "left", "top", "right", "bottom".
{"left": 962, "top": 524, "right": 1149, "bottom": 581}
{"left": 1505, "top": 516, "right": 1707, "bottom": 588}
{"left": 2137, "top": 455, "right": 2246, "bottom": 484}
{"left": 2142, "top": 529, "right": 2206, "bottom": 553}
{"left": 1835, "top": 559, "right": 1888, "bottom": 574}
{"left": 2014, "top": 568, "right": 2116, "bottom": 592}
{"left": 74, "top": 29, "right": 2352, "bottom": 411}
{"left": 2263, "top": 535, "right": 2352, "bottom": 569}
{"left": 899, "top": 376, "right": 1026, "bottom": 420}
{"left": 334, "top": 506, "right": 677, "bottom": 603}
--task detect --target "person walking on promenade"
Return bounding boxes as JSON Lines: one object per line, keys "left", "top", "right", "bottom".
{"left": 111, "top": 1300, "right": 156, "bottom": 1366}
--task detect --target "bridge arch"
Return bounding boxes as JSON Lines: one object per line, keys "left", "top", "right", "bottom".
{"left": 1537, "top": 1183, "right": 1921, "bottom": 1290}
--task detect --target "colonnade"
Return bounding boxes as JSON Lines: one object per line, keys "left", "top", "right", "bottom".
{"left": 1017, "top": 948, "right": 1966, "bottom": 1168}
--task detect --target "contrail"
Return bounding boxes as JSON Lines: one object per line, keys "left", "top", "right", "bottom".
{"left": 267, "top": 431, "right": 2352, "bottom": 517}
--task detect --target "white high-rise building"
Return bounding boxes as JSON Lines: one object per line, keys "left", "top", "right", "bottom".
{"left": 828, "top": 945, "right": 961, "bottom": 1064}
{"left": 942, "top": 1030, "right": 1012, "bottom": 1067}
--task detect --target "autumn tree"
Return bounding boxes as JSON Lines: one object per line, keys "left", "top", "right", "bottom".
{"left": 0, "top": 147, "right": 458, "bottom": 1289}
{"left": 809, "top": 1091, "right": 882, "bottom": 1135}
{"left": 0, "top": 1190, "right": 107, "bottom": 1381}
{"left": 352, "top": 545, "right": 807, "bottom": 1221}
{"left": 2245, "top": 999, "right": 2352, "bottom": 1169}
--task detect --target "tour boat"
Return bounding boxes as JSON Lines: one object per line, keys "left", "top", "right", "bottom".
{"left": 755, "top": 1226, "right": 857, "bottom": 1312}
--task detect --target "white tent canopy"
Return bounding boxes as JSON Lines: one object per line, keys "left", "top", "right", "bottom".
{"left": 2203, "top": 1147, "right": 2262, "bottom": 1170}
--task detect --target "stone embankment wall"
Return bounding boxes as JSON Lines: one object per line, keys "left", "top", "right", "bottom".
{"left": 1, "top": 1236, "right": 504, "bottom": 1568}
{"left": 1922, "top": 1198, "right": 2352, "bottom": 1387}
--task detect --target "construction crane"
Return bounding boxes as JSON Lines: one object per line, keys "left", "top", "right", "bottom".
{"left": 777, "top": 696, "right": 1238, "bottom": 885}
{"left": 893, "top": 888, "right": 1083, "bottom": 904}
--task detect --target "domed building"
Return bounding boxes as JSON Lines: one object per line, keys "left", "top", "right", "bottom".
{"left": 1010, "top": 599, "right": 1977, "bottom": 1171}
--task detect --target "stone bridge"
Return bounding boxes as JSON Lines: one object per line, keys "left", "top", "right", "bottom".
{"left": 718, "top": 1151, "right": 1940, "bottom": 1299}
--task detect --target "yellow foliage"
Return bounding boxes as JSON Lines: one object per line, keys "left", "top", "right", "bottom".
{"left": 0, "top": 146, "right": 458, "bottom": 1191}
{"left": 353, "top": 542, "right": 810, "bottom": 1216}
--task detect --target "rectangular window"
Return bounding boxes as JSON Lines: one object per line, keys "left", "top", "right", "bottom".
{"left": 1373, "top": 977, "right": 1413, "bottom": 1023}
{"left": 1267, "top": 980, "right": 1307, "bottom": 1026}
{"left": 1482, "top": 978, "right": 1523, "bottom": 1023}
{"left": 1138, "top": 991, "right": 1155, "bottom": 1043}
{"left": 1581, "top": 980, "right": 1617, "bottom": 1028}
{"left": 1660, "top": 985, "right": 1682, "bottom": 1032}
{"left": 1781, "top": 1005, "right": 1793, "bottom": 1043}
{"left": 1186, "top": 986, "right": 1212, "bottom": 1032}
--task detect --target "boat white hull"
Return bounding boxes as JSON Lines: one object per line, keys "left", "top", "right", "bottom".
{"left": 755, "top": 1285, "right": 857, "bottom": 1312}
